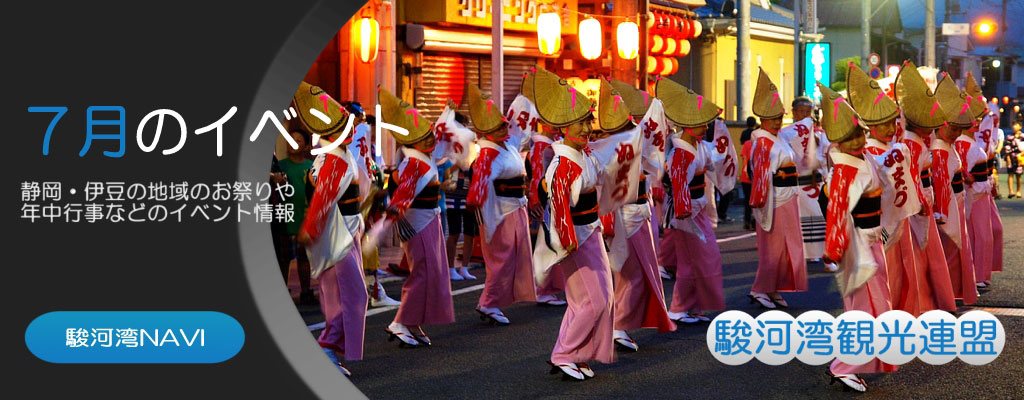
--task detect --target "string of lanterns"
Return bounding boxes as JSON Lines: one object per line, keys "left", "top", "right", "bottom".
{"left": 536, "top": 7, "right": 701, "bottom": 76}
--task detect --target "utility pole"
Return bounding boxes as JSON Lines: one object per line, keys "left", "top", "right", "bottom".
{"left": 925, "top": 0, "right": 935, "bottom": 67}
{"left": 491, "top": 0, "right": 504, "bottom": 110}
{"left": 862, "top": 0, "right": 871, "bottom": 68}
{"left": 737, "top": 0, "right": 751, "bottom": 120}
{"left": 794, "top": 0, "right": 802, "bottom": 97}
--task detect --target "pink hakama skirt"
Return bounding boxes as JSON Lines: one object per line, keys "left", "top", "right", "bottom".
{"left": 657, "top": 228, "right": 678, "bottom": 274}
{"left": 395, "top": 215, "right": 456, "bottom": 326}
{"left": 669, "top": 213, "right": 726, "bottom": 313}
{"left": 887, "top": 219, "right": 957, "bottom": 315}
{"left": 752, "top": 197, "right": 808, "bottom": 293}
{"left": 613, "top": 219, "right": 675, "bottom": 332}
{"left": 968, "top": 193, "right": 999, "bottom": 282}
{"left": 478, "top": 208, "right": 537, "bottom": 308}
{"left": 989, "top": 195, "right": 1004, "bottom": 273}
{"left": 940, "top": 202, "right": 977, "bottom": 305}
{"left": 318, "top": 235, "right": 369, "bottom": 360}
{"left": 550, "top": 230, "right": 615, "bottom": 365}
{"left": 831, "top": 242, "right": 898, "bottom": 375}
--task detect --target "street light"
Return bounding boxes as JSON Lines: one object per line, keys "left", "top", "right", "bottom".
{"left": 974, "top": 19, "right": 997, "bottom": 38}
{"left": 993, "top": 59, "right": 1002, "bottom": 68}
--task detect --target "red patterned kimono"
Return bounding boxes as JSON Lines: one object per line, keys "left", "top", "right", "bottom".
{"left": 954, "top": 134, "right": 1002, "bottom": 284}
{"left": 826, "top": 151, "right": 897, "bottom": 376}
{"left": 899, "top": 130, "right": 957, "bottom": 313}
{"left": 533, "top": 143, "right": 615, "bottom": 366}
{"left": 749, "top": 129, "right": 807, "bottom": 293}
{"left": 930, "top": 137, "right": 977, "bottom": 304}
{"left": 528, "top": 134, "right": 565, "bottom": 297}
{"left": 664, "top": 136, "right": 725, "bottom": 314}
{"left": 388, "top": 147, "right": 455, "bottom": 326}
{"left": 301, "top": 143, "right": 367, "bottom": 360}
{"left": 865, "top": 137, "right": 955, "bottom": 315}
{"left": 468, "top": 137, "right": 537, "bottom": 309}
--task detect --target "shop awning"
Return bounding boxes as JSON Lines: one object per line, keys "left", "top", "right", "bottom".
{"left": 405, "top": 24, "right": 553, "bottom": 58}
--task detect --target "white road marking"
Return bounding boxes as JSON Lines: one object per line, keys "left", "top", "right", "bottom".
{"left": 308, "top": 233, "right": 755, "bottom": 331}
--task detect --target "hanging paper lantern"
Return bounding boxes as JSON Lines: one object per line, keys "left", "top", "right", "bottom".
{"left": 681, "top": 18, "right": 692, "bottom": 40}
{"left": 578, "top": 17, "right": 603, "bottom": 60}
{"left": 664, "top": 36, "right": 678, "bottom": 56}
{"left": 616, "top": 21, "right": 640, "bottom": 60}
{"left": 647, "top": 56, "right": 659, "bottom": 74}
{"left": 651, "top": 34, "right": 666, "bottom": 54}
{"left": 691, "top": 18, "right": 702, "bottom": 38}
{"left": 675, "top": 16, "right": 685, "bottom": 38}
{"left": 537, "top": 12, "right": 563, "bottom": 56}
{"left": 352, "top": 17, "right": 380, "bottom": 63}
{"left": 660, "top": 57, "right": 679, "bottom": 76}
{"left": 677, "top": 39, "right": 691, "bottom": 57}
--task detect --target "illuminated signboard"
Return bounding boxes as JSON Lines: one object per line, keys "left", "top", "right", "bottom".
{"left": 804, "top": 42, "right": 831, "bottom": 103}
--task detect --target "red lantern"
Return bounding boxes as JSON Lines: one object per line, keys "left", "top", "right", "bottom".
{"left": 651, "top": 34, "right": 666, "bottom": 54}
{"left": 659, "top": 57, "right": 679, "bottom": 76}
{"left": 664, "top": 36, "right": 677, "bottom": 56}
{"left": 677, "top": 39, "right": 691, "bottom": 57}
{"left": 682, "top": 18, "right": 692, "bottom": 40}
{"left": 647, "top": 56, "right": 659, "bottom": 74}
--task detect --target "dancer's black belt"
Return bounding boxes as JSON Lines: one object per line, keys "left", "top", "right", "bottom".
{"left": 494, "top": 175, "right": 527, "bottom": 198}
{"left": 411, "top": 183, "right": 440, "bottom": 209}
{"left": 773, "top": 165, "right": 798, "bottom": 187}
{"left": 797, "top": 172, "right": 822, "bottom": 186}
{"left": 970, "top": 163, "right": 990, "bottom": 182}
{"left": 571, "top": 190, "right": 598, "bottom": 225}
{"left": 920, "top": 169, "right": 932, "bottom": 188}
{"left": 337, "top": 183, "right": 360, "bottom": 215}
{"left": 690, "top": 172, "right": 706, "bottom": 199}
{"left": 851, "top": 190, "right": 882, "bottom": 229}
{"left": 952, "top": 172, "right": 965, "bottom": 194}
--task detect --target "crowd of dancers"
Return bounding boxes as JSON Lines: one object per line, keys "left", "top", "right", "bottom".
{"left": 282, "top": 60, "right": 1005, "bottom": 392}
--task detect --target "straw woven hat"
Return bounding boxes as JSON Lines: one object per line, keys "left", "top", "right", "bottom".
{"left": 378, "top": 88, "right": 433, "bottom": 145}
{"left": 846, "top": 63, "right": 899, "bottom": 126}
{"left": 531, "top": 67, "right": 594, "bottom": 128}
{"left": 293, "top": 81, "right": 352, "bottom": 139}
{"left": 964, "top": 72, "right": 988, "bottom": 120}
{"left": 609, "top": 79, "right": 652, "bottom": 119}
{"left": 656, "top": 77, "right": 722, "bottom": 128}
{"left": 521, "top": 68, "right": 537, "bottom": 104}
{"left": 894, "top": 60, "right": 947, "bottom": 129}
{"left": 752, "top": 67, "right": 784, "bottom": 119}
{"left": 817, "top": 82, "right": 866, "bottom": 143}
{"left": 597, "top": 78, "right": 634, "bottom": 132}
{"left": 934, "top": 74, "right": 974, "bottom": 128}
{"left": 468, "top": 85, "right": 507, "bottom": 134}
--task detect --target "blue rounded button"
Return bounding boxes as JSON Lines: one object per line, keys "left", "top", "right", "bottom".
{"left": 26, "top": 311, "right": 244, "bottom": 364}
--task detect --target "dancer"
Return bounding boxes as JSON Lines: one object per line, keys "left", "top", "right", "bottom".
{"left": 817, "top": 83, "right": 897, "bottom": 393}
{"left": 889, "top": 60, "right": 957, "bottom": 314}
{"left": 748, "top": 67, "right": 807, "bottom": 309}
{"left": 532, "top": 67, "right": 643, "bottom": 381}
{"left": 294, "top": 82, "right": 367, "bottom": 376}
{"left": 466, "top": 85, "right": 537, "bottom": 325}
{"left": 656, "top": 78, "right": 726, "bottom": 324}
{"left": 962, "top": 74, "right": 1003, "bottom": 287}
{"left": 519, "top": 70, "right": 568, "bottom": 306}
{"left": 378, "top": 88, "right": 455, "bottom": 348}
{"left": 932, "top": 75, "right": 978, "bottom": 305}
{"left": 779, "top": 96, "right": 826, "bottom": 262}
{"left": 601, "top": 78, "right": 675, "bottom": 351}
{"left": 848, "top": 62, "right": 948, "bottom": 315}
